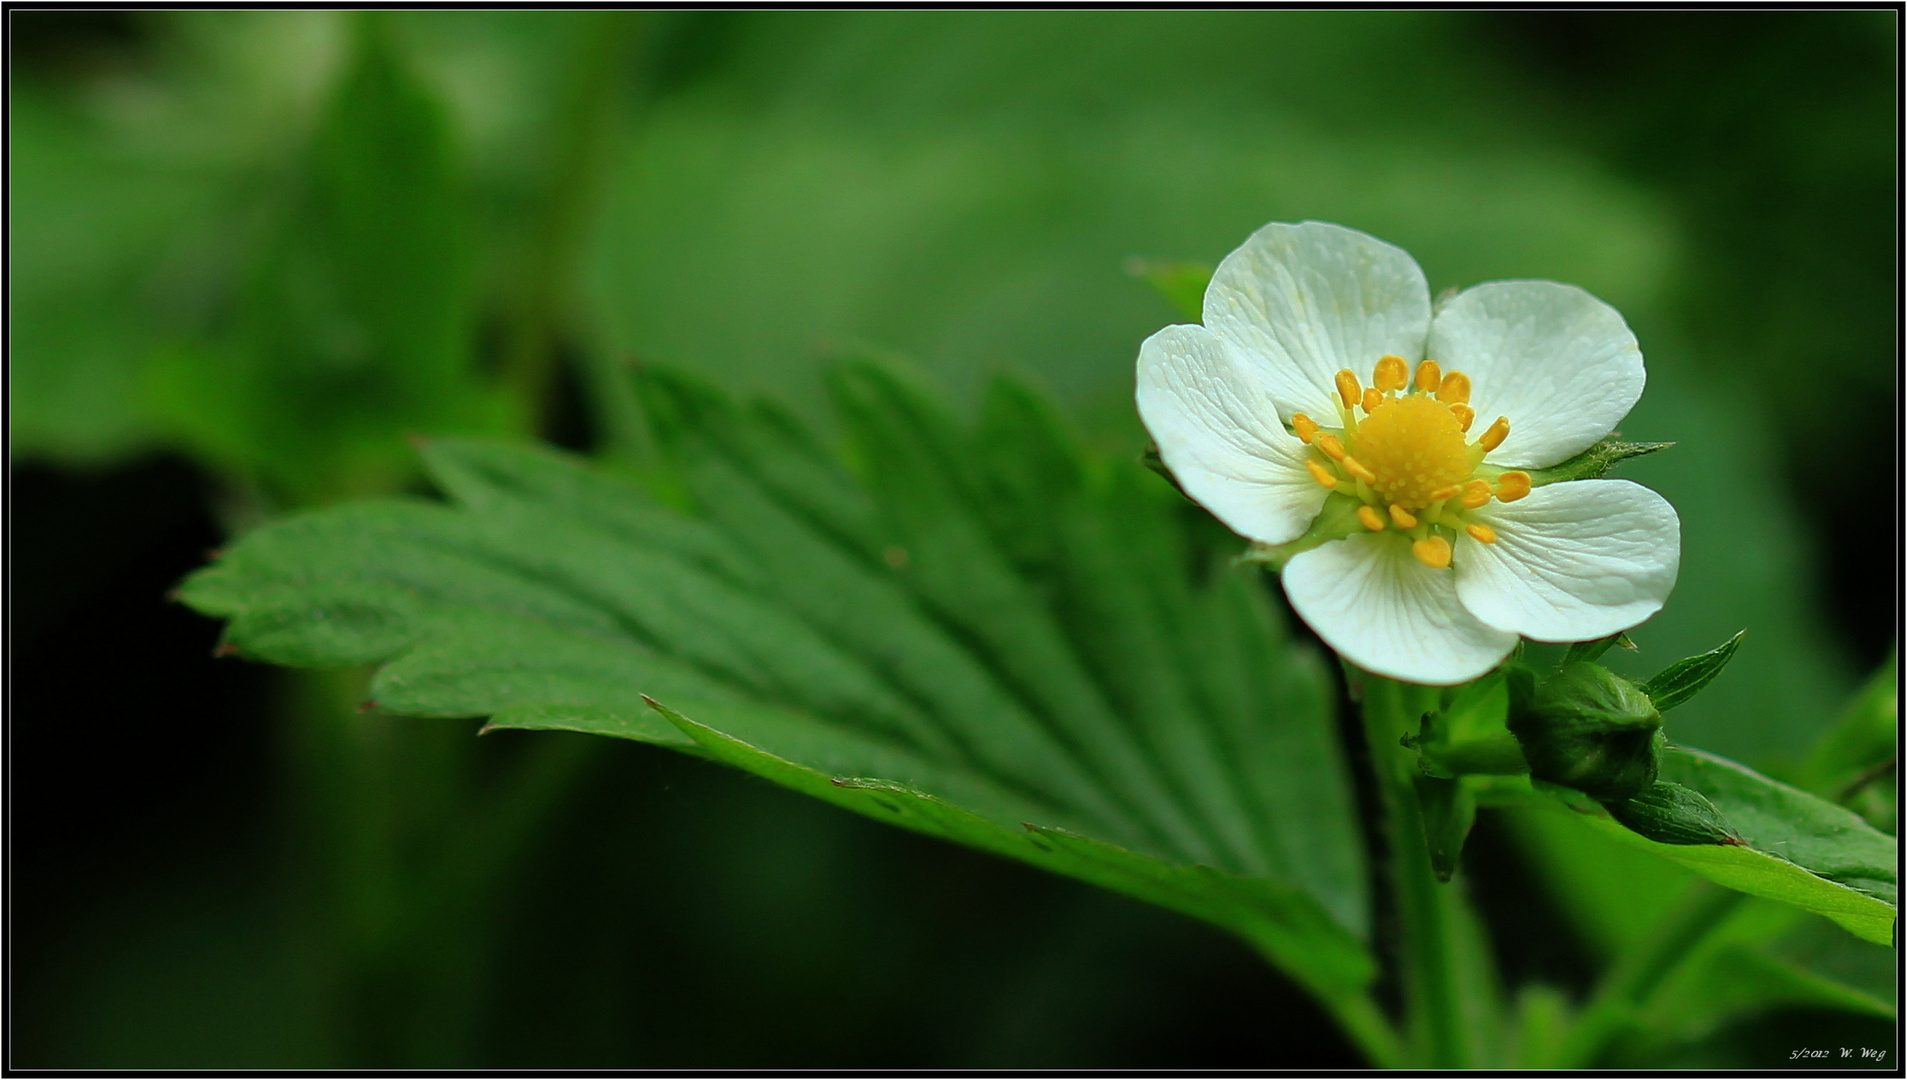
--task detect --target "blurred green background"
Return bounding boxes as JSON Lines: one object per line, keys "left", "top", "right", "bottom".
{"left": 11, "top": 10, "right": 1894, "bottom": 1068}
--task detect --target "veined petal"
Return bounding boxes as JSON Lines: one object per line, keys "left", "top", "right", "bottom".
{"left": 1137, "top": 323, "right": 1325, "bottom": 545}
{"left": 1455, "top": 479, "right": 1680, "bottom": 642}
{"left": 1205, "top": 221, "right": 1431, "bottom": 424}
{"left": 1427, "top": 280, "right": 1644, "bottom": 469}
{"left": 1284, "top": 533, "right": 1518, "bottom": 686}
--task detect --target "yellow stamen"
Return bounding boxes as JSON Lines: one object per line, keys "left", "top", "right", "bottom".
{"left": 1335, "top": 369, "right": 1361, "bottom": 409}
{"left": 1361, "top": 387, "right": 1383, "bottom": 415}
{"left": 1305, "top": 459, "right": 1340, "bottom": 489}
{"left": 1388, "top": 503, "right": 1418, "bottom": 529}
{"left": 1415, "top": 359, "right": 1441, "bottom": 393}
{"left": 1373, "top": 354, "right": 1409, "bottom": 392}
{"left": 1292, "top": 412, "right": 1319, "bottom": 444}
{"left": 1460, "top": 478, "right": 1492, "bottom": 509}
{"left": 1437, "top": 371, "right": 1471, "bottom": 404}
{"left": 1496, "top": 471, "right": 1532, "bottom": 503}
{"left": 1356, "top": 504, "right": 1386, "bottom": 532}
{"left": 1465, "top": 523, "right": 1498, "bottom": 544}
{"left": 1449, "top": 403, "right": 1475, "bottom": 431}
{"left": 1340, "top": 455, "right": 1377, "bottom": 485}
{"left": 1411, "top": 534, "right": 1452, "bottom": 569}
{"left": 1348, "top": 393, "right": 1470, "bottom": 509}
{"left": 1314, "top": 432, "right": 1346, "bottom": 461}
{"left": 1427, "top": 484, "right": 1461, "bottom": 503}
{"left": 1478, "top": 415, "right": 1510, "bottom": 452}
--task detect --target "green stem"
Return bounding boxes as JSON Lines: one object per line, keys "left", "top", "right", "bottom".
{"left": 1325, "top": 992, "right": 1409, "bottom": 1069}
{"left": 1552, "top": 880, "right": 1745, "bottom": 1067}
{"left": 1361, "top": 676, "right": 1472, "bottom": 1068}
{"left": 502, "top": 11, "right": 647, "bottom": 452}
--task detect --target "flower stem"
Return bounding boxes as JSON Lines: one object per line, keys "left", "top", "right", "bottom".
{"left": 1360, "top": 676, "right": 1473, "bottom": 1068}
{"left": 1551, "top": 880, "right": 1745, "bottom": 1067}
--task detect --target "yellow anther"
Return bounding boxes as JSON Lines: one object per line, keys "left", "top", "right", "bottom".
{"left": 1335, "top": 369, "right": 1361, "bottom": 409}
{"left": 1292, "top": 412, "right": 1319, "bottom": 444}
{"left": 1356, "top": 504, "right": 1386, "bottom": 532}
{"left": 1477, "top": 415, "right": 1510, "bottom": 452}
{"left": 1465, "top": 523, "right": 1498, "bottom": 544}
{"left": 1437, "top": 371, "right": 1472, "bottom": 404}
{"left": 1460, "top": 478, "right": 1493, "bottom": 509}
{"left": 1449, "top": 403, "right": 1476, "bottom": 431}
{"left": 1496, "top": 471, "right": 1532, "bottom": 503}
{"left": 1340, "top": 455, "right": 1378, "bottom": 486}
{"left": 1373, "top": 354, "right": 1409, "bottom": 392}
{"left": 1314, "top": 432, "right": 1346, "bottom": 461}
{"left": 1361, "top": 387, "right": 1384, "bottom": 415}
{"left": 1388, "top": 503, "right": 1418, "bottom": 529}
{"left": 1304, "top": 459, "right": 1340, "bottom": 489}
{"left": 1411, "top": 534, "right": 1453, "bottom": 569}
{"left": 1415, "top": 359, "right": 1441, "bottom": 393}
{"left": 1427, "top": 484, "right": 1462, "bottom": 503}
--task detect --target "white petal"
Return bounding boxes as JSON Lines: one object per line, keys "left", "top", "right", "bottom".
{"left": 1283, "top": 533, "right": 1518, "bottom": 686}
{"left": 1455, "top": 479, "right": 1680, "bottom": 642}
{"left": 1137, "top": 323, "right": 1326, "bottom": 545}
{"left": 1426, "top": 280, "right": 1644, "bottom": 469}
{"left": 1204, "top": 221, "right": 1431, "bottom": 424}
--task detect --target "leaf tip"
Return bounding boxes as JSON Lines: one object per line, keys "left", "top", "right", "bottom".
{"left": 212, "top": 642, "right": 239, "bottom": 659}
{"left": 356, "top": 699, "right": 379, "bottom": 714}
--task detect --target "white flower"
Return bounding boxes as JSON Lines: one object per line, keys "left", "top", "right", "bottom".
{"left": 1136, "top": 221, "right": 1680, "bottom": 685}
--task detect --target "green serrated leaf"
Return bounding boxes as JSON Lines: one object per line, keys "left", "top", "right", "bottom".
{"left": 1643, "top": 630, "right": 1745, "bottom": 712}
{"left": 1528, "top": 435, "right": 1674, "bottom": 486}
{"left": 178, "top": 362, "right": 1379, "bottom": 1026}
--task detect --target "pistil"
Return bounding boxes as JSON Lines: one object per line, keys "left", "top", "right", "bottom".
{"left": 1295, "top": 354, "right": 1526, "bottom": 568}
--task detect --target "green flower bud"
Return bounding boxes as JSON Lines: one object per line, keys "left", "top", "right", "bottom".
{"left": 1509, "top": 661, "right": 1663, "bottom": 802}
{"left": 1605, "top": 781, "right": 1742, "bottom": 846}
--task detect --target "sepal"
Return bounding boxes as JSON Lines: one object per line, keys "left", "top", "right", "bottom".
{"left": 1640, "top": 630, "right": 1745, "bottom": 712}
{"left": 1526, "top": 434, "right": 1673, "bottom": 485}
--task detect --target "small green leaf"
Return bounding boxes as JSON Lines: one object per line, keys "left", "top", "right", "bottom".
{"left": 1642, "top": 630, "right": 1745, "bottom": 712}
{"left": 1527, "top": 435, "right": 1674, "bottom": 486}
{"left": 1126, "top": 257, "right": 1212, "bottom": 322}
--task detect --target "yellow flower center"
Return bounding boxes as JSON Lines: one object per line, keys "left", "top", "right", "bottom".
{"left": 1352, "top": 394, "right": 1470, "bottom": 510}
{"left": 1291, "top": 356, "right": 1533, "bottom": 568}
